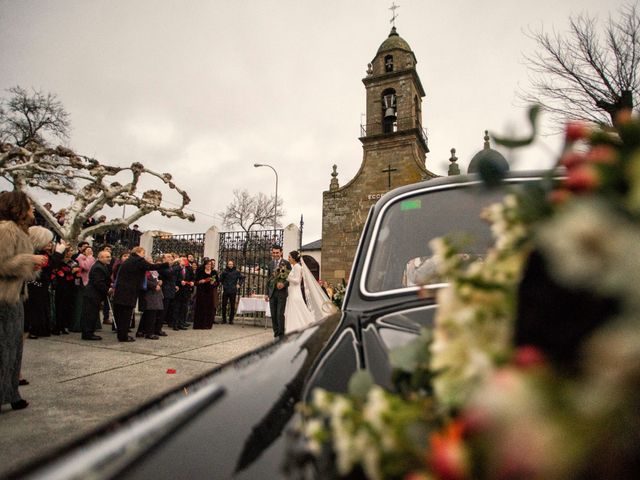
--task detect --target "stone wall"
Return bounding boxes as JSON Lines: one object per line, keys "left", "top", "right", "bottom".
{"left": 321, "top": 133, "right": 431, "bottom": 286}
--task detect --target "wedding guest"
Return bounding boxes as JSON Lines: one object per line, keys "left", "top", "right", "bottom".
{"left": 71, "top": 245, "right": 96, "bottom": 332}
{"left": 0, "top": 191, "right": 47, "bottom": 412}
{"left": 81, "top": 250, "right": 112, "bottom": 341}
{"left": 24, "top": 226, "right": 65, "bottom": 338}
{"left": 193, "top": 259, "right": 219, "bottom": 329}
{"left": 100, "top": 244, "right": 114, "bottom": 325}
{"left": 172, "top": 257, "right": 195, "bottom": 330}
{"left": 220, "top": 259, "right": 244, "bottom": 325}
{"left": 55, "top": 208, "right": 66, "bottom": 226}
{"left": 140, "top": 262, "right": 164, "bottom": 339}
{"left": 71, "top": 241, "right": 89, "bottom": 260}
{"left": 112, "top": 246, "right": 167, "bottom": 342}
{"left": 158, "top": 253, "right": 179, "bottom": 336}
{"left": 51, "top": 246, "right": 79, "bottom": 334}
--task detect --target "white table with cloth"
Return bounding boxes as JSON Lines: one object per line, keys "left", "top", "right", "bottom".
{"left": 236, "top": 296, "right": 271, "bottom": 328}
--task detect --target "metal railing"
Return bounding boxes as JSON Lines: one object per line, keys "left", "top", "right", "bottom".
{"left": 360, "top": 116, "right": 429, "bottom": 149}
{"left": 152, "top": 233, "right": 206, "bottom": 262}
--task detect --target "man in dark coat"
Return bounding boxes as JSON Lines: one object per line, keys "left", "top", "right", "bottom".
{"left": 158, "top": 253, "right": 180, "bottom": 336}
{"left": 81, "top": 250, "right": 112, "bottom": 341}
{"left": 220, "top": 259, "right": 245, "bottom": 325}
{"left": 172, "top": 256, "right": 195, "bottom": 330}
{"left": 267, "top": 245, "right": 290, "bottom": 338}
{"left": 112, "top": 247, "right": 168, "bottom": 342}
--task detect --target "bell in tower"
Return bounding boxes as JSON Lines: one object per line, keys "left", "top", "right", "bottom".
{"left": 382, "top": 89, "right": 397, "bottom": 133}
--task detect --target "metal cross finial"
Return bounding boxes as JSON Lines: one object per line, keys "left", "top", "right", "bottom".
{"left": 389, "top": 2, "right": 400, "bottom": 27}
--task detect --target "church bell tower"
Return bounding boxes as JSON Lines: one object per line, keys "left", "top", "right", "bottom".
{"left": 321, "top": 26, "right": 436, "bottom": 285}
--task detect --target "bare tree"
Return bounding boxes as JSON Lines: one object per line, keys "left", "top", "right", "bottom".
{"left": 0, "top": 142, "right": 195, "bottom": 246}
{"left": 219, "top": 189, "right": 284, "bottom": 233}
{"left": 521, "top": 2, "right": 640, "bottom": 128}
{"left": 0, "top": 86, "right": 71, "bottom": 147}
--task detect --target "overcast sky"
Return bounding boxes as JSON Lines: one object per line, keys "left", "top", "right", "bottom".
{"left": 0, "top": 0, "right": 628, "bottom": 243}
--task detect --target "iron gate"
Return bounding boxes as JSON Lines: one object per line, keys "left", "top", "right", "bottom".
{"left": 152, "top": 233, "right": 206, "bottom": 262}
{"left": 218, "top": 229, "right": 283, "bottom": 297}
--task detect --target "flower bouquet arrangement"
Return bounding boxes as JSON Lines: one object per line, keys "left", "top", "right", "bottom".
{"left": 290, "top": 109, "right": 640, "bottom": 479}
{"left": 273, "top": 264, "right": 291, "bottom": 286}
{"left": 332, "top": 282, "right": 347, "bottom": 308}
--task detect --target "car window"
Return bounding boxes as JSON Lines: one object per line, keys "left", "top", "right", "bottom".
{"left": 364, "top": 184, "right": 508, "bottom": 293}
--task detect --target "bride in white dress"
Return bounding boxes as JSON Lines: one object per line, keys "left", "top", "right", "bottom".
{"left": 284, "top": 251, "right": 337, "bottom": 333}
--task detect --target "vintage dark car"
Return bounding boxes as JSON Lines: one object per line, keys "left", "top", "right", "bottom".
{"left": 11, "top": 172, "right": 543, "bottom": 480}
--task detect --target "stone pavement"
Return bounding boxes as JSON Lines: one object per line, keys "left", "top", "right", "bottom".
{"left": 0, "top": 319, "right": 274, "bottom": 477}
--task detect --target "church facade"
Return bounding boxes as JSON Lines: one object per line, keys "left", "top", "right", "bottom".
{"left": 321, "top": 27, "right": 438, "bottom": 285}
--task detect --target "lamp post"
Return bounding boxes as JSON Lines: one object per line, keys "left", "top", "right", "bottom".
{"left": 253, "top": 163, "right": 278, "bottom": 231}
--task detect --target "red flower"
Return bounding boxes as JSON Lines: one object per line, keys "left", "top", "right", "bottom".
{"left": 513, "top": 346, "right": 546, "bottom": 368}
{"left": 58, "top": 271, "right": 65, "bottom": 277}
{"left": 565, "top": 122, "right": 590, "bottom": 142}
{"left": 429, "top": 421, "right": 470, "bottom": 480}
{"left": 564, "top": 165, "right": 600, "bottom": 191}
{"left": 587, "top": 145, "right": 618, "bottom": 165}
{"left": 559, "top": 151, "right": 586, "bottom": 169}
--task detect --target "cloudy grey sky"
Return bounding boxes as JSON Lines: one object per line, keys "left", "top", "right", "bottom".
{"left": 0, "top": 0, "right": 627, "bottom": 243}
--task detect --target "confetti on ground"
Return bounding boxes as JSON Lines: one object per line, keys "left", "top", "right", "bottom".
{"left": 166, "top": 369, "right": 176, "bottom": 374}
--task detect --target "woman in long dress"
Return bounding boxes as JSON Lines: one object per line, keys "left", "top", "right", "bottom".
{"left": 284, "top": 251, "right": 315, "bottom": 333}
{"left": 193, "top": 259, "right": 219, "bottom": 329}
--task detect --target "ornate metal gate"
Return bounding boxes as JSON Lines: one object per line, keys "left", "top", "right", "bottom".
{"left": 218, "top": 229, "right": 283, "bottom": 297}
{"left": 152, "top": 233, "right": 206, "bottom": 262}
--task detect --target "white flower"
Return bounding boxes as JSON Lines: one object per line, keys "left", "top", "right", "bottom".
{"left": 363, "top": 387, "right": 388, "bottom": 432}
{"left": 304, "top": 419, "right": 324, "bottom": 455}
{"left": 311, "top": 388, "right": 331, "bottom": 412}
{"left": 537, "top": 199, "right": 640, "bottom": 304}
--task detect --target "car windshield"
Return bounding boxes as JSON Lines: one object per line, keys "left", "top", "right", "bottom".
{"left": 364, "top": 183, "right": 510, "bottom": 293}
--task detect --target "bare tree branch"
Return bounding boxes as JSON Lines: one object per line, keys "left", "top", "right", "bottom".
{"left": 219, "top": 189, "right": 284, "bottom": 233}
{"left": 0, "top": 86, "right": 70, "bottom": 147}
{"left": 0, "top": 143, "right": 195, "bottom": 246}
{"left": 520, "top": 2, "right": 640, "bottom": 129}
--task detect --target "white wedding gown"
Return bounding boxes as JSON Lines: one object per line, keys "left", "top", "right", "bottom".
{"left": 284, "top": 263, "right": 315, "bottom": 333}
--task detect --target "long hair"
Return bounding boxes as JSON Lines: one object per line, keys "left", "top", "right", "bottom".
{"left": 0, "top": 190, "right": 33, "bottom": 232}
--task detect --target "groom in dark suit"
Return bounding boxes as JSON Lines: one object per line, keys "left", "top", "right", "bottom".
{"left": 267, "top": 245, "right": 290, "bottom": 338}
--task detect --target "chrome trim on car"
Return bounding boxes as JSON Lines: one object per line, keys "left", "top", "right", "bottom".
{"left": 24, "top": 382, "right": 224, "bottom": 480}
{"left": 359, "top": 176, "right": 541, "bottom": 298}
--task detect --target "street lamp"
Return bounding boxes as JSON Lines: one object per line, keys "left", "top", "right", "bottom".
{"left": 254, "top": 163, "right": 278, "bottom": 231}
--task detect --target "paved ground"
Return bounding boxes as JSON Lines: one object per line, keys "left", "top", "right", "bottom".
{"left": 0, "top": 318, "right": 274, "bottom": 477}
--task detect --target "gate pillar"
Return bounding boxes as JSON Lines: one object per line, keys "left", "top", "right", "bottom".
{"left": 204, "top": 226, "right": 220, "bottom": 262}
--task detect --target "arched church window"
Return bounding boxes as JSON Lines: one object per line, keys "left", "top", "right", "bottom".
{"left": 382, "top": 89, "right": 397, "bottom": 134}
{"left": 384, "top": 55, "right": 394, "bottom": 72}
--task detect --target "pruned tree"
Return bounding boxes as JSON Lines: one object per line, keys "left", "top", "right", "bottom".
{"left": 219, "top": 189, "right": 284, "bottom": 233}
{"left": 520, "top": 2, "right": 640, "bottom": 128}
{"left": 0, "top": 86, "right": 71, "bottom": 147}
{"left": 0, "top": 142, "right": 195, "bottom": 246}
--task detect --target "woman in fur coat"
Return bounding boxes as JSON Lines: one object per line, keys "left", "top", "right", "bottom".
{"left": 0, "top": 191, "right": 47, "bottom": 412}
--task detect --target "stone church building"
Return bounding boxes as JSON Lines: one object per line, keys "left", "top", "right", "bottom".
{"left": 320, "top": 27, "right": 438, "bottom": 285}
{"left": 317, "top": 26, "right": 508, "bottom": 285}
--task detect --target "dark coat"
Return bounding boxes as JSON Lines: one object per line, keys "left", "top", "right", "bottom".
{"left": 220, "top": 267, "right": 244, "bottom": 294}
{"left": 159, "top": 263, "right": 181, "bottom": 300}
{"left": 143, "top": 272, "right": 164, "bottom": 311}
{"left": 113, "top": 253, "right": 168, "bottom": 307}
{"left": 175, "top": 265, "right": 195, "bottom": 299}
{"left": 84, "top": 261, "right": 111, "bottom": 302}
